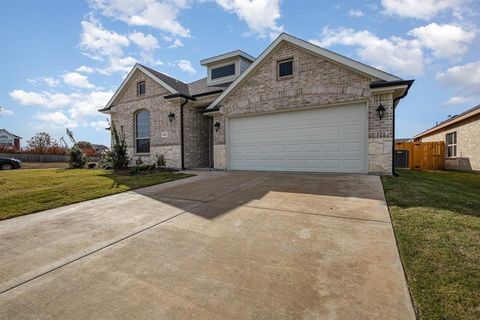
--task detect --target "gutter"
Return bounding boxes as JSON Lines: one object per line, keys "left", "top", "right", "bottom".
{"left": 390, "top": 80, "right": 414, "bottom": 176}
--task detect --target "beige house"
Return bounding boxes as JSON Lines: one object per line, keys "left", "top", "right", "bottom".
{"left": 100, "top": 33, "right": 413, "bottom": 174}
{"left": 414, "top": 105, "right": 480, "bottom": 171}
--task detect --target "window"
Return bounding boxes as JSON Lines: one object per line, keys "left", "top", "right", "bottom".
{"left": 446, "top": 132, "right": 457, "bottom": 158}
{"left": 211, "top": 64, "right": 235, "bottom": 79}
{"left": 135, "top": 110, "right": 150, "bottom": 153}
{"left": 0, "top": 135, "right": 11, "bottom": 145}
{"left": 278, "top": 59, "right": 293, "bottom": 78}
{"left": 137, "top": 81, "right": 146, "bottom": 95}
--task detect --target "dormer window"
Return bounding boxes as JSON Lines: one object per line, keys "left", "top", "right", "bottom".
{"left": 278, "top": 58, "right": 293, "bottom": 78}
{"left": 211, "top": 64, "right": 235, "bottom": 80}
{"left": 137, "top": 81, "right": 146, "bottom": 95}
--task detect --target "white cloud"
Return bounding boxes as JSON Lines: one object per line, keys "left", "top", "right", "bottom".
{"left": 98, "top": 56, "right": 138, "bottom": 75}
{"left": 80, "top": 19, "right": 130, "bottom": 61}
{"left": 437, "top": 61, "right": 480, "bottom": 104}
{"left": 0, "top": 108, "right": 14, "bottom": 117}
{"left": 75, "top": 66, "right": 94, "bottom": 73}
{"left": 35, "top": 112, "right": 78, "bottom": 128}
{"left": 90, "top": 120, "right": 110, "bottom": 131}
{"left": 10, "top": 90, "right": 73, "bottom": 108}
{"left": 348, "top": 9, "right": 364, "bottom": 17}
{"left": 381, "top": 0, "right": 463, "bottom": 20}
{"left": 311, "top": 28, "right": 425, "bottom": 76}
{"left": 310, "top": 23, "right": 475, "bottom": 77}
{"left": 63, "top": 72, "right": 95, "bottom": 89}
{"left": 408, "top": 23, "right": 475, "bottom": 60}
{"left": 10, "top": 88, "right": 114, "bottom": 127}
{"left": 168, "top": 38, "right": 184, "bottom": 48}
{"left": 27, "top": 77, "right": 60, "bottom": 87}
{"left": 89, "top": 0, "right": 191, "bottom": 37}
{"left": 128, "top": 31, "right": 159, "bottom": 62}
{"left": 216, "top": 0, "right": 284, "bottom": 39}
{"left": 443, "top": 96, "right": 475, "bottom": 106}
{"left": 175, "top": 59, "right": 196, "bottom": 74}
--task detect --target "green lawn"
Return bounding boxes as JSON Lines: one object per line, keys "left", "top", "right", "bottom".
{"left": 0, "top": 169, "right": 194, "bottom": 220}
{"left": 382, "top": 170, "right": 480, "bottom": 320}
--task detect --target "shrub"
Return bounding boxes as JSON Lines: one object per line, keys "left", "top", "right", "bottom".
{"left": 110, "top": 122, "right": 129, "bottom": 170}
{"left": 156, "top": 154, "right": 166, "bottom": 168}
{"left": 87, "top": 162, "right": 96, "bottom": 169}
{"left": 69, "top": 146, "right": 86, "bottom": 168}
{"left": 135, "top": 157, "right": 144, "bottom": 166}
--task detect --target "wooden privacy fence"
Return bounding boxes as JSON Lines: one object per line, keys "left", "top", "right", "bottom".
{"left": 0, "top": 153, "right": 101, "bottom": 163}
{"left": 395, "top": 142, "right": 445, "bottom": 170}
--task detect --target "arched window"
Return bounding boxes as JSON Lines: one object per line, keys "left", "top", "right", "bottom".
{"left": 0, "top": 135, "right": 11, "bottom": 145}
{"left": 135, "top": 110, "right": 150, "bottom": 153}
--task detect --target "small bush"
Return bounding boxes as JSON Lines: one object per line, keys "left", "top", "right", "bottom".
{"left": 69, "top": 146, "right": 86, "bottom": 168}
{"left": 156, "top": 154, "right": 166, "bottom": 168}
{"left": 87, "top": 162, "right": 96, "bottom": 169}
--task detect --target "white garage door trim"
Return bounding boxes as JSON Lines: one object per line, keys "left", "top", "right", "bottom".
{"left": 226, "top": 102, "right": 368, "bottom": 173}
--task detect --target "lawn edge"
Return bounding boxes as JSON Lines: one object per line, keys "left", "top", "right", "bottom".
{"left": 0, "top": 172, "right": 196, "bottom": 221}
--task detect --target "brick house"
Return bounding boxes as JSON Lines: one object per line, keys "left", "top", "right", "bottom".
{"left": 100, "top": 33, "right": 413, "bottom": 174}
{"left": 0, "top": 129, "right": 22, "bottom": 150}
{"left": 414, "top": 104, "right": 480, "bottom": 171}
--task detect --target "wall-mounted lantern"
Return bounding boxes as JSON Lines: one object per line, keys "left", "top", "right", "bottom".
{"left": 214, "top": 121, "right": 221, "bottom": 132}
{"left": 376, "top": 104, "right": 385, "bottom": 120}
{"left": 168, "top": 112, "right": 175, "bottom": 122}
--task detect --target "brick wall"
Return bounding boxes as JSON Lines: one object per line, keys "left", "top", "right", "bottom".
{"left": 110, "top": 70, "right": 182, "bottom": 167}
{"left": 420, "top": 114, "right": 480, "bottom": 171}
{"left": 183, "top": 106, "right": 211, "bottom": 168}
{"left": 214, "top": 41, "right": 395, "bottom": 173}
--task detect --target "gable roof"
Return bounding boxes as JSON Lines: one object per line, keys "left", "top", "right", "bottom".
{"left": 207, "top": 32, "right": 403, "bottom": 110}
{"left": 100, "top": 64, "right": 232, "bottom": 112}
{"left": 100, "top": 64, "right": 185, "bottom": 111}
{"left": 414, "top": 104, "right": 480, "bottom": 139}
{"left": 0, "top": 128, "right": 22, "bottom": 139}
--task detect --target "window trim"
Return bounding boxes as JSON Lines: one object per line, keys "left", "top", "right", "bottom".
{"left": 137, "top": 81, "right": 146, "bottom": 96}
{"left": 134, "top": 110, "right": 150, "bottom": 154}
{"left": 277, "top": 58, "right": 294, "bottom": 79}
{"left": 446, "top": 131, "right": 457, "bottom": 158}
{"left": 207, "top": 59, "right": 240, "bottom": 85}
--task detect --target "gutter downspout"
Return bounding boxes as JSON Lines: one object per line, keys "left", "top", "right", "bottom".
{"left": 180, "top": 98, "right": 189, "bottom": 170}
{"left": 391, "top": 80, "right": 414, "bottom": 176}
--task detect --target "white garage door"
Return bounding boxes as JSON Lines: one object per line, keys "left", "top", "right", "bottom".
{"left": 228, "top": 103, "right": 367, "bottom": 173}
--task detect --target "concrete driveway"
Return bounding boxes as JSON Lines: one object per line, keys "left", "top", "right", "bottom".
{"left": 0, "top": 171, "right": 415, "bottom": 319}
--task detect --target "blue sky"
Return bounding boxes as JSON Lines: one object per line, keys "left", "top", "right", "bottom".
{"left": 1, "top": 0, "right": 479, "bottom": 146}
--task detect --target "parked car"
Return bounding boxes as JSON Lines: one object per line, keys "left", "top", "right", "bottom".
{"left": 0, "top": 157, "right": 21, "bottom": 170}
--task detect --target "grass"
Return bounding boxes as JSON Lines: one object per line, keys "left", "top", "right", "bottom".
{"left": 0, "top": 168, "right": 194, "bottom": 220}
{"left": 382, "top": 169, "right": 480, "bottom": 320}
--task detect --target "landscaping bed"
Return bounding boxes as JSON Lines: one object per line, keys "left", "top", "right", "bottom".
{"left": 0, "top": 169, "right": 194, "bottom": 220}
{"left": 382, "top": 169, "right": 480, "bottom": 320}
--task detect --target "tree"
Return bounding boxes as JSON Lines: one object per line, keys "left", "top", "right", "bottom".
{"left": 26, "top": 132, "right": 59, "bottom": 153}
{"left": 109, "top": 122, "right": 129, "bottom": 170}
{"left": 66, "top": 128, "right": 86, "bottom": 168}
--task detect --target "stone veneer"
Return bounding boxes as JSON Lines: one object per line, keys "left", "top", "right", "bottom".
{"left": 419, "top": 113, "right": 480, "bottom": 171}
{"left": 213, "top": 41, "right": 395, "bottom": 174}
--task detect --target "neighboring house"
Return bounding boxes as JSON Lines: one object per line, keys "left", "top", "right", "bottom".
{"left": 93, "top": 144, "right": 109, "bottom": 153}
{"left": 414, "top": 104, "right": 480, "bottom": 171}
{"left": 100, "top": 33, "right": 413, "bottom": 174}
{"left": 0, "top": 129, "right": 21, "bottom": 150}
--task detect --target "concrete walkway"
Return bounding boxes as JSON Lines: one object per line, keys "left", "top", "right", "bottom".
{"left": 0, "top": 171, "right": 415, "bottom": 319}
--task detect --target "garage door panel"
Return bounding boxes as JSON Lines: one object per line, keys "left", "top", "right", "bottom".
{"left": 228, "top": 104, "right": 367, "bottom": 173}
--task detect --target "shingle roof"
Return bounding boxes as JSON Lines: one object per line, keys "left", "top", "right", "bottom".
{"left": 140, "top": 65, "right": 230, "bottom": 97}
{"left": 187, "top": 78, "right": 230, "bottom": 96}
{"left": 0, "top": 128, "right": 22, "bottom": 139}
{"left": 140, "top": 64, "right": 190, "bottom": 95}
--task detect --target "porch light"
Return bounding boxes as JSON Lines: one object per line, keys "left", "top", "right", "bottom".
{"left": 214, "top": 121, "right": 221, "bottom": 132}
{"left": 376, "top": 104, "right": 386, "bottom": 120}
{"left": 168, "top": 112, "right": 175, "bottom": 122}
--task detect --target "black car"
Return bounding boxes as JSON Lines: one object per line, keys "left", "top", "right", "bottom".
{"left": 0, "top": 157, "right": 21, "bottom": 170}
